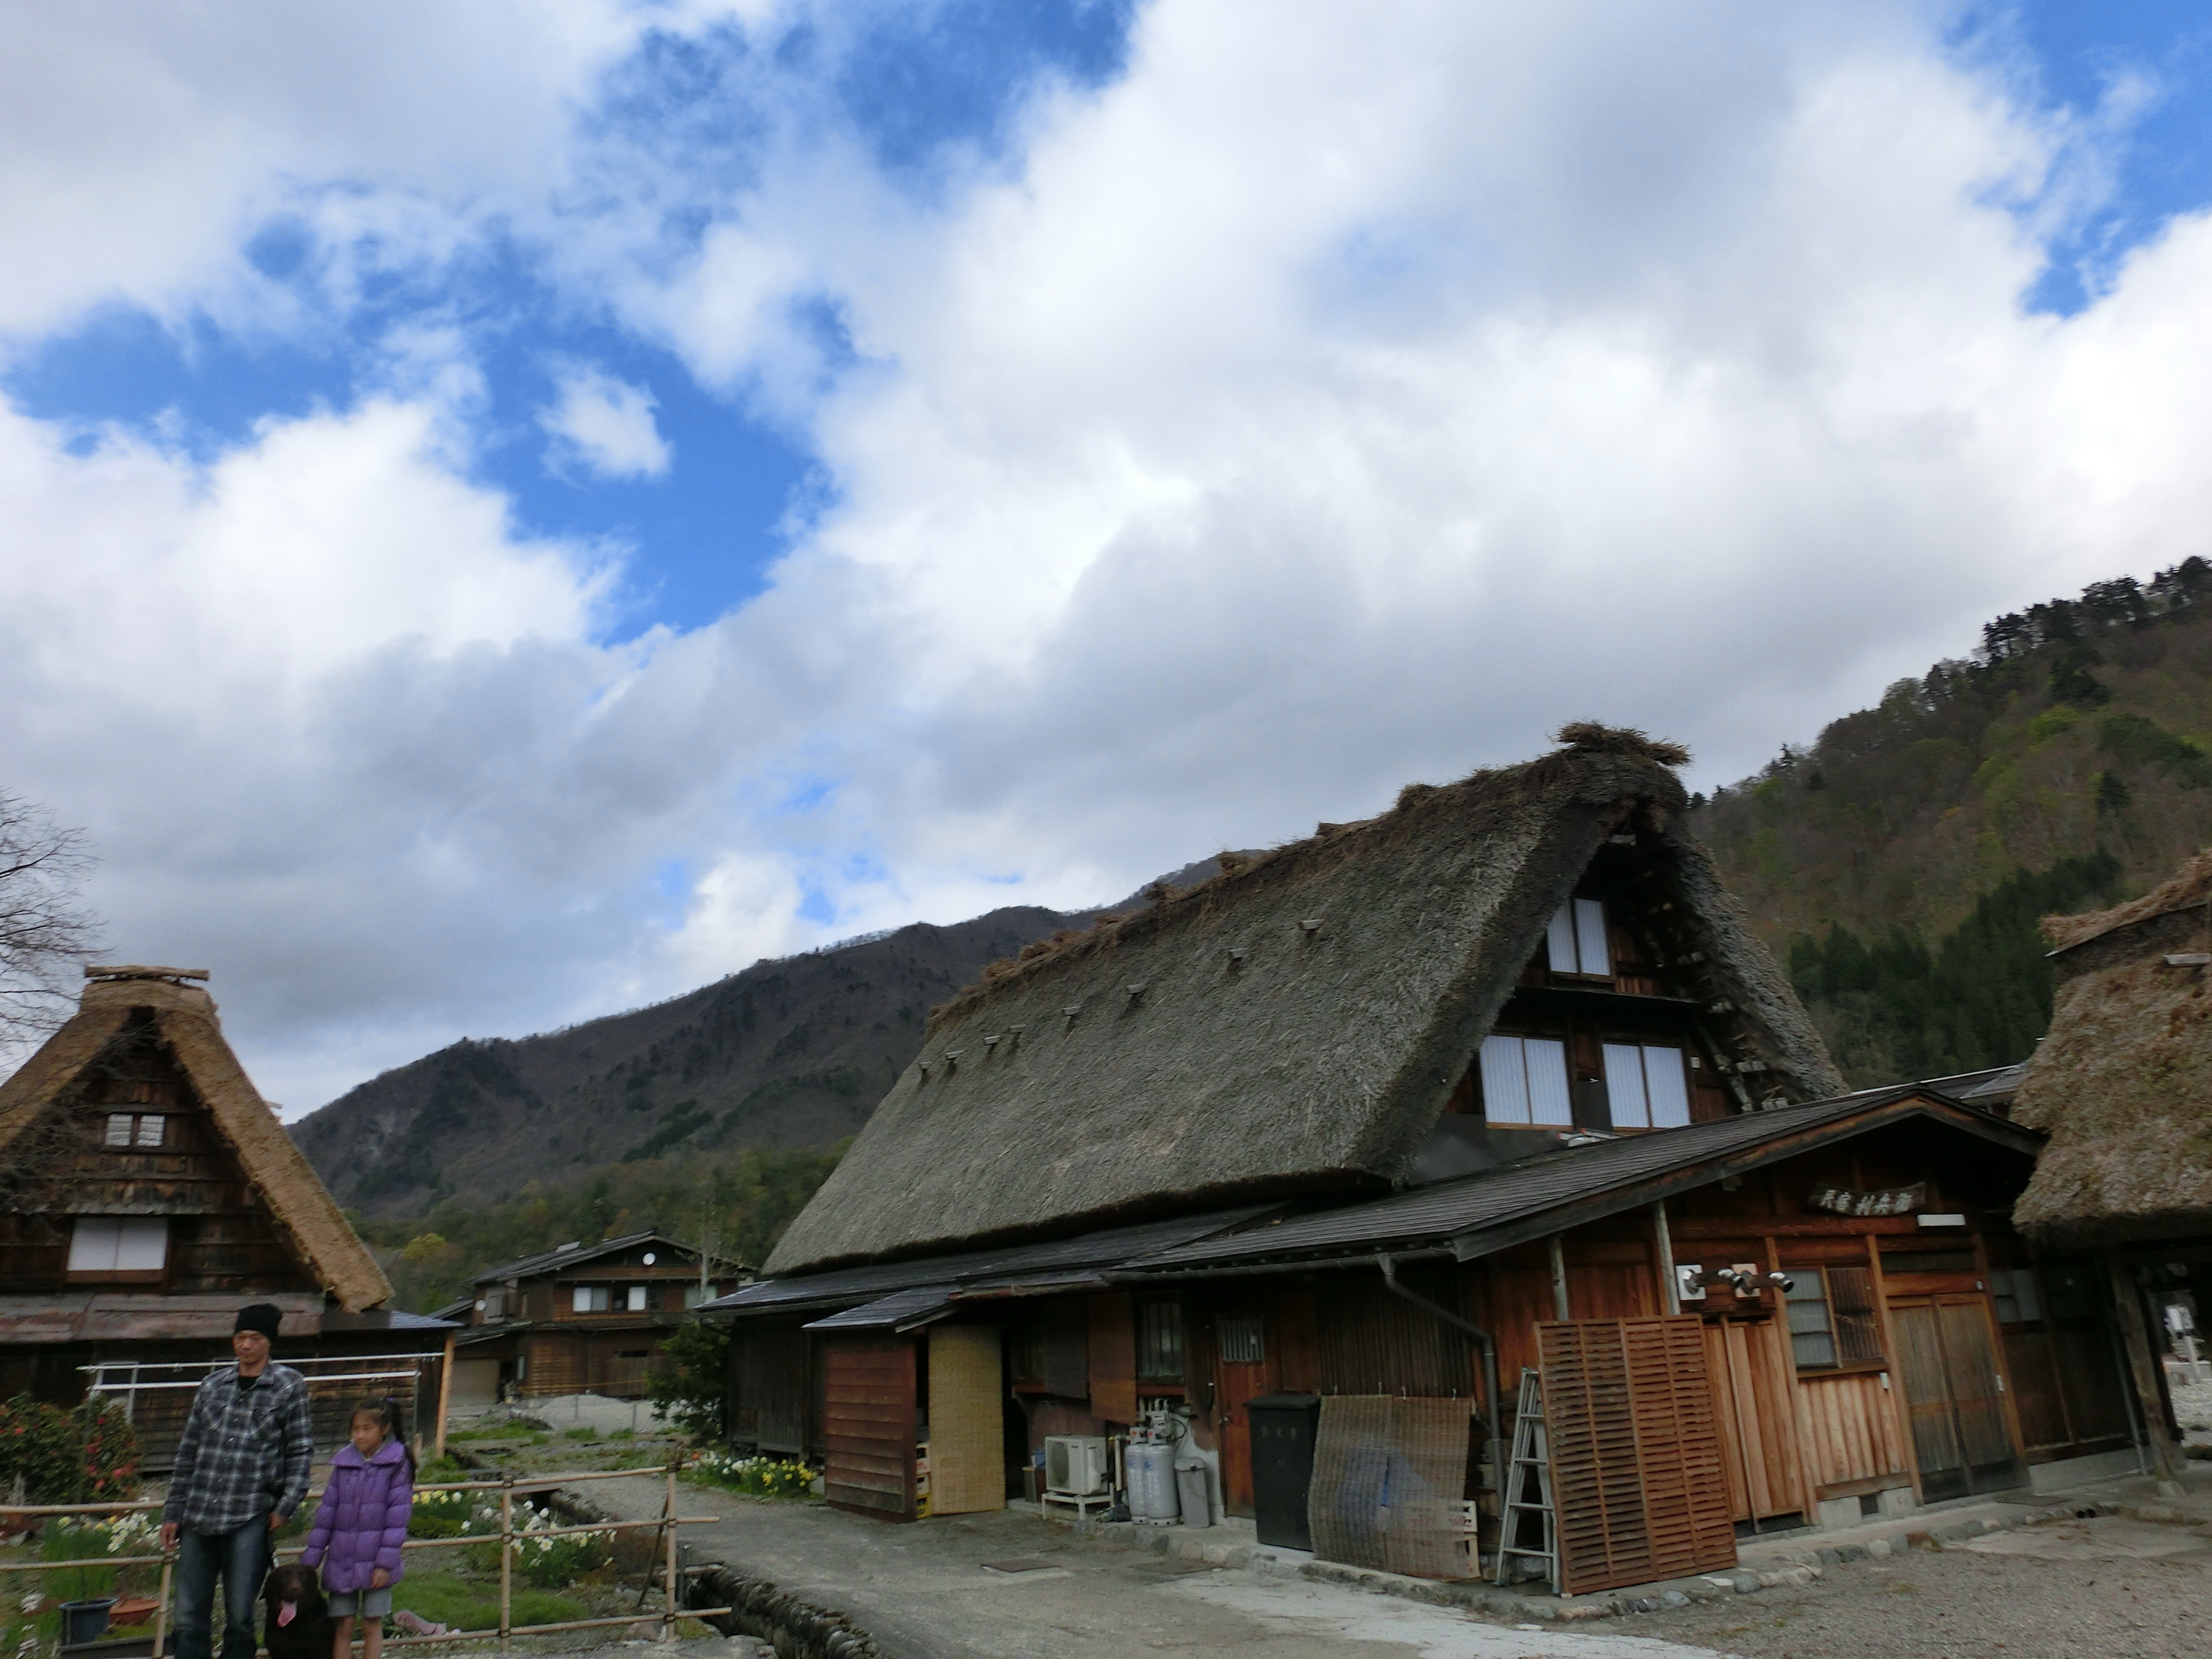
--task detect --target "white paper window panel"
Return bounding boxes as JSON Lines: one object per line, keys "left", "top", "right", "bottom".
{"left": 1642, "top": 1048, "right": 1690, "bottom": 1128}
{"left": 135, "top": 1116, "right": 166, "bottom": 1148}
{"left": 1481, "top": 1035, "right": 1573, "bottom": 1126}
{"left": 1602, "top": 1045, "right": 1649, "bottom": 1129}
{"left": 68, "top": 1216, "right": 168, "bottom": 1273}
{"left": 1574, "top": 899, "right": 1611, "bottom": 976}
{"left": 1545, "top": 905, "right": 1579, "bottom": 974}
{"left": 574, "top": 1286, "right": 612, "bottom": 1313}
{"left": 105, "top": 1114, "right": 134, "bottom": 1147}
{"left": 627, "top": 1285, "right": 649, "bottom": 1311}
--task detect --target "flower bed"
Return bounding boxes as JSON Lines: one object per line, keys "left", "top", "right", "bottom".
{"left": 687, "top": 1451, "right": 816, "bottom": 1499}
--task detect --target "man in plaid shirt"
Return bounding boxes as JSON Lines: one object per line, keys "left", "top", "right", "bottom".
{"left": 161, "top": 1305, "right": 313, "bottom": 1659}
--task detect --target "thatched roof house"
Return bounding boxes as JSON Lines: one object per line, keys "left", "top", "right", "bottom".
{"left": 0, "top": 966, "right": 393, "bottom": 1328}
{"left": 768, "top": 727, "right": 1843, "bottom": 1274}
{"left": 2012, "top": 850, "right": 2212, "bottom": 1245}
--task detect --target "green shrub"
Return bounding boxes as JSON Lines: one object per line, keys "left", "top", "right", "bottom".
{"left": 644, "top": 1320, "right": 728, "bottom": 1442}
{"left": 0, "top": 1395, "right": 139, "bottom": 1503}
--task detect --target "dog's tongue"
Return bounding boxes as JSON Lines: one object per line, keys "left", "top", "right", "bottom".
{"left": 277, "top": 1603, "right": 297, "bottom": 1627}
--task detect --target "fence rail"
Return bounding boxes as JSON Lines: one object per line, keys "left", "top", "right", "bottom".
{"left": 2, "top": 1466, "right": 723, "bottom": 1655}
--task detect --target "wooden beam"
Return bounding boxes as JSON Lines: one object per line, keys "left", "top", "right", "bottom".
{"left": 1549, "top": 1235, "right": 1570, "bottom": 1322}
{"left": 2104, "top": 1252, "right": 2183, "bottom": 1484}
{"left": 434, "top": 1333, "right": 456, "bottom": 1459}
{"left": 1653, "top": 1202, "right": 1680, "bottom": 1315}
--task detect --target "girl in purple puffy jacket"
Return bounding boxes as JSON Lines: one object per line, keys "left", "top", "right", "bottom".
{"left": 302, "top": 1398, "right": 414, "bottom": 1659}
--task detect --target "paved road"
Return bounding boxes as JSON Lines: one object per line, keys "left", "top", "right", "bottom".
{"left": 588, "top": 1477, "right": 1724, "bottom": 1659}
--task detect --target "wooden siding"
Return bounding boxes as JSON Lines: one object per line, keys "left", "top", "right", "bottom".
{"left": 1086, "top": 1294, "right": 1137, "bottom": 1426}
{"left": 1539, "top": 1317, "right": 1735, "bottom": 1596}
{"left": 1792, "top": 1371, "right": 1907, "bottom": 1496}
{"left": 1315, "top": 1263, "right": 1477, "bottom": 1396}
{"left": 523, "top": 1334, "right": 586, "bottom": 1396}
{"left": 822, "top": 1336, "right": 916, "bottom": 1519}
{"left": 730, "top": 1318, "right": 811, "bottom": 1453}
{"left": 1705, "top": 1319, "right": 1808, "bottom": 1524}
{"left": 927, "top": 1325, "right": 1004, "bottom": 1516}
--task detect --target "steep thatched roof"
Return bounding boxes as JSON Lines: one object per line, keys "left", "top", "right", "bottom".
{"left": 2013, "top": 855, "right": 2212, "bottom": 1243}
{"left": 0, "top": 970, "right": 392, "bottom": 1310}
{"left": 767, "top": 729, "right": 1842, "bottom": 1274}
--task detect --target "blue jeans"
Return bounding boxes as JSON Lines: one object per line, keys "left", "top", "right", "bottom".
{"left": 172, "top": 1521, "right": 268, "bottom": 1659}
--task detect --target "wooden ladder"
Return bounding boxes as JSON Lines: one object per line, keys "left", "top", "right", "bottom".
{"left": 1492, "top": 1367, "right": 1559, "bottom": 1593}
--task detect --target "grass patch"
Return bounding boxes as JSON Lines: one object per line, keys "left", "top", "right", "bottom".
{"left": 562, "top": 1426, "right": 599, "bottom": 1442}
{"left": 606, "top": 1427, "right": 635, "bottom": 1441}
{"left": 391, "top": 1570, "right": 585, "bottom": 1633}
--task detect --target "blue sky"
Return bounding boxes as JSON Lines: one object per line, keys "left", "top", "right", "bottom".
{"left": 6, "top": 0, "right": 2212, "bottom": 1109}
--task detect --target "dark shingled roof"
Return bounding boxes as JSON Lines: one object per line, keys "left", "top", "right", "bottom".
{"left": 2014, "top": 849, "right": 2212, "bottom": 1244}
{"left": 705, "top": 1207, "right": 1273, "bottom": 1317}
{"left": 473, "top": 1229, "right": 741, "bottom": 1285}
{"left": 766, "top": 732, "right": 1844, "bottom": 1274}
{"left": 1121, "top": 1086, "right": 2042, "bottom": 1272}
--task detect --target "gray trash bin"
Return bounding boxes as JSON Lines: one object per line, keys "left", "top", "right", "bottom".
{"left": 1175, "top": 1463, "right": 1211, "bottom": 1529}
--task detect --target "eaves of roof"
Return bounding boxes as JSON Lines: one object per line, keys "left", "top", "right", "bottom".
{"left": 1119, "top": 1087, "right": 2043, "bottom": 1274}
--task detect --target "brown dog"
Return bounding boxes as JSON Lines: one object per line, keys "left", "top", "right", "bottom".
{"left": 262, "top": 1563, "right": 336, "bottom": 1659}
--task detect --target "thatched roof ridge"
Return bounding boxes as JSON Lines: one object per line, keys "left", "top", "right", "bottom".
{"left": 0, "top": 976, "right": 392, "bottom": 1311}
{"left": 2014, "top": 853, "right": 2212, "bottom": 1243}
{"left": 2042, "top": 847, "right": 2212, "bottom": 954}
{"left": 767, "top": 730, "right": 1839, "bottom": 1275}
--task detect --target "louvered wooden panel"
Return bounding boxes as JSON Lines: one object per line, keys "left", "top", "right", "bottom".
{"left": 822, "top": 1336, "right": 916, "bottom": 1519}
{"left": 1539, "top": 1316, "right": 1735, "bottom": 1596}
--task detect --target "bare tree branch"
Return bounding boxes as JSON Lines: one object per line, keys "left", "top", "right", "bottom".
{"left": 0, "top": 787, "right": 104, "bottom": 1056}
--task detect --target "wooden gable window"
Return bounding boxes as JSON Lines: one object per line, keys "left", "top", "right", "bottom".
{"left": 573, "top": 1285, "right": 613, "bottom": 1313}
{"left": 103, "top": 1113, "right": 166, "bottom": 1149}
{"left": 1783, "top": 1266, "right": 1881, "bottom": 1370}
{"left": 1600, "top": 1044, "right": 1691, "bottom": 1130}
{"left": 1478, "top": 1034, "right": 1573, "bottom": 1127}
{"left": 68, "top": 1216, "right": 169, "bottom": 1278}
{"left": 1545, "top": 898, "right": 1612, "bottom": 978}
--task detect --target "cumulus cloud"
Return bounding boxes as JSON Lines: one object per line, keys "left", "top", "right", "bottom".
{"left": 7, "top": 0, "right": 2212, "bottom": 1109}
{"left": 539, "top": 368, "right": 673, "bottom": 480}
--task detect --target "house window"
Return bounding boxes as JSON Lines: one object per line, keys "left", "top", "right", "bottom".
{"left": 1136, "top": 1300, "right": 1183, "bottom": 1382}
{"left": 1545, "top": 898, "right": 1612, "bottom": 977}
{"left": 1478, "top": 1035, "right": 1574, "bottom": 1127}
{"left": 103, "top": 1114, "right": 166, "bottom": 1149}
{"left": 573, "top": 1285, "right": 613, "bottom": 1313}
{"left": 1600, "top": 1045, "right": 1691, "bottom": 1130}
{"left": 67, "top": 1217, "right": 169, "bottom": 1275}
{"left": 1991, "top": 1268, "right": 2042, "bottom": 1325}
{"left": 626, "top": 1285, "right": 649, "bottom": 1312}
{"left": 1783, "top": 1266, "right": 1881, "bottom": 1369}
{"left": 682, "top": 1284, "right": 717, "bottom": 1308}
{"left": 1217, "top": 1315, "right": 1264, "bottom": 1365}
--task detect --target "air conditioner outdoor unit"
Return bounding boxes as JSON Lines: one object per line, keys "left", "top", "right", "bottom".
{"left": 1045, "top": 1435, "right": 1109, "bottom": 1496}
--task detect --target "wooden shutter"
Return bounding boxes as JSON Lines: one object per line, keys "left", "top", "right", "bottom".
{"left": 1539, "top": 1316, "right": 1735, "bottom": 1595}
{"left": 927, "top": 1325, "right": 1005, "bottom": 1516}
{"left": 1088, "top": 1294, "right": 1138, "bottom": 1424}
{"left": 822, "top": 1335, "right": 915, "bottom": 1519}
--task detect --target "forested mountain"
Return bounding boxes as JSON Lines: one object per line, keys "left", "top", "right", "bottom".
{"left": 1693, "top": 559, "right": 2212, "bottom": 1085}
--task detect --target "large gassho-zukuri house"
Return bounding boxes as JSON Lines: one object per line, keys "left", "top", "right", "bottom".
{"left": 0, "top": 966, "right": 455, "bottom": 1464}
{"left": 704, "top": 729, "right": 2141, "bottom": 1595}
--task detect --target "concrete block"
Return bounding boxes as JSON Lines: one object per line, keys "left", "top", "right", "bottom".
{"left": 1815, "top": 1496, "right": 1862, "bottom": 1531}
{"left": 1876, "top": 1486, "right": 1917, "bottom": 1519}
{"left": 2028, "top": 1448, "right": 2140, "bottom": 1494}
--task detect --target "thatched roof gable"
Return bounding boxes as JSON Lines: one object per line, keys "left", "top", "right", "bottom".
{"left": 2013, "top": 859, "right": 2212, "bottom": 1242}
{"left": 767, "top": 732, "right": 1840, "bottom": 1274}
{"left": 0, "top": 971, "right": 392, "bottom": 1311}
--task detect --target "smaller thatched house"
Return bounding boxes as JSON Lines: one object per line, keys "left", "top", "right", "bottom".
{"left": 0, "top": 967, "right": 454, "bottom": 1464}
{"left": 2012, "top": 849, "right": 2212, "bottom": 1479}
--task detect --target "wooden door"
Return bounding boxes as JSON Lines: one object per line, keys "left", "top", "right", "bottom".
{"left": 1214, "top": 1307, "right": 1276, "bottom": 1517}
{"left": 821, "top": 1336, "right": 915, "bottom": 1519}
{"left": 1703, "top": 1318, "right": 1807, "bottom": 1528}
{"left": 1891, "top": 1298, "right": 2022, "bottom": 1502}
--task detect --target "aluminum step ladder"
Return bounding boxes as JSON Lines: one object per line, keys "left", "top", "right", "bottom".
{"left": 1493, "top": 1367, "right": 1558, "bottom": 1592}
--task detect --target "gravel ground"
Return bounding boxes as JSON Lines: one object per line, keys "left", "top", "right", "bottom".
{"left": 1611, "top": 1529, "right": 2212, "bottom": 1659}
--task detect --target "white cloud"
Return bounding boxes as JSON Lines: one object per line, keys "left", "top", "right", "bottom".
{"left": 8, "top": 2, "right": 2212, "bottom": 1113}
{"left": 539, "top": 369, "right": 673, "bottom": 480}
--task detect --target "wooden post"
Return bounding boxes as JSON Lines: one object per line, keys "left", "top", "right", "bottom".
{"left": 662, "top": 1463, "right": 680, "bottom": 1641}
{"left": 1548, "top": 1235, "right": 1570, "bottom": 1323}
{"left": 498, "top": 1473, "right": 514, "bottom": 1652}
{"left": 1863, "top": 1233, "right": 1917, "bottom": 1503}
{"left": 2105, "top": 1252, "right": 2183, "bottom": 1483}
{"left": 435, "top": 1334, "right": 456, "bottom": 1460}
{"left": 1653, "top": 1202, "right": 1680, "bottom": 1315}
{"left": 153, "top": 1558, "right": 171, "bottom": 1659}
